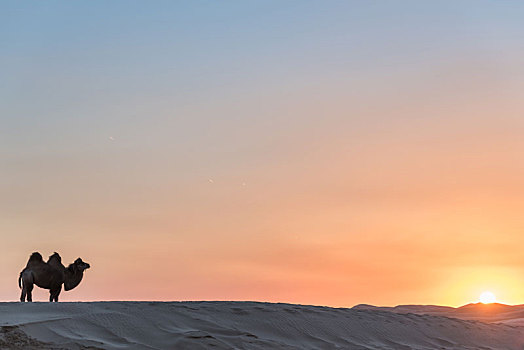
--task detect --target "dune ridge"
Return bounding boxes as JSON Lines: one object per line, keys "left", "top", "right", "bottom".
{"left": 353, "top": 302, "right": 524, "bottom": 325}
{"left": 0, "top": 301, "right": 523, "bottom": 349}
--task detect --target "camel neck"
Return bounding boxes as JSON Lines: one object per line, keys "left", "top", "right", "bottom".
{"left": 64, "top": 269, "right": 84, "bottom": 291}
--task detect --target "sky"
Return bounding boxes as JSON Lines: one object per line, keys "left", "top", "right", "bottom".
{"left": 2, "top": 1, "right": 524, "bottom": 306}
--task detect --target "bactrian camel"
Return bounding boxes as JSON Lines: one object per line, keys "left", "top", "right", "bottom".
{"left": 19, "top": 252, "right": 90, "bottom": 302}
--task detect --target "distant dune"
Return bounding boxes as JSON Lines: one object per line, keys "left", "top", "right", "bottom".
{"left": 353, "top": 302, "right": 524, "bottom": 325}
{"left": 1, "top": 301, "right": 523, "bottom": 349}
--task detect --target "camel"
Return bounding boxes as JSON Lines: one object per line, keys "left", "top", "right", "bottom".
{"left": 19, "top": 252, "right": 90, "bottom": 302}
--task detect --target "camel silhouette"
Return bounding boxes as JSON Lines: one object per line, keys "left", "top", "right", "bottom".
{"left": 19, "top": 252, "right": 90, "bottom": 302}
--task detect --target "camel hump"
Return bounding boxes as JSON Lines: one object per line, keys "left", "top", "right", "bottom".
{"left": 29, "top": 252, "right": 43, "bottom": 263}
{"left": 48, "top": 252, "right": 62, "bottom": 263}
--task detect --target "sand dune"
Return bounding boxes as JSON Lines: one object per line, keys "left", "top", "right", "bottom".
{"left": 353, "top": 302, "right": 524, "bottom": 325}
{"left": 0, "top": 301, "right": 523, "bottom": 349}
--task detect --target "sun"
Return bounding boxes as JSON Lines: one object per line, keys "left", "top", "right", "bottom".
{"left": 479, "top": 291, "right": 496, "bottom": 304}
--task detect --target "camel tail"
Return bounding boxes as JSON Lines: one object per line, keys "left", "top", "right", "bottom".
{"left": 18, "top": 272, "right": 22, "bottom": 289}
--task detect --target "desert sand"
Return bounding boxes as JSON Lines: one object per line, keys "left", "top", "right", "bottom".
{"left": 0, "top": 301, "right": 523, "bottom": 349}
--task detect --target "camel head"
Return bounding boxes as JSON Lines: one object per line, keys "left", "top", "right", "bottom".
{"left": 73, "top": 258, "right": 90, "bottom": 272}
{"left": 63, "top": 258, "right": 90, "bottom": 291}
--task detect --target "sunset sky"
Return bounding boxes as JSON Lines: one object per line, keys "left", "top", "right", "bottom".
{"left": 2, "top": 1, "right": 524, "bottom": 306}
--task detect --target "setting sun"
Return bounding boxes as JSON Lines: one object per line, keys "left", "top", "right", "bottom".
{"left": 479, "top": 291, "right": 497, "bottom": 304}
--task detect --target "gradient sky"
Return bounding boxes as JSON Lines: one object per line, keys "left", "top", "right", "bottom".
{"left": 2, "top": 1, "right": 524, "bottom": 306}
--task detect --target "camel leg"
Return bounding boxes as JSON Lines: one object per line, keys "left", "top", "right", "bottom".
{"left": 20, "top": 287, "right": 26, "bottom": 302}
{"left": 54, "top": 288, "right": 61, "bottom": 302}
{"left": 50, "top": 287, "right": 61, "bottom": 302}
{"left": 26, "top": 284, "right": 33, "bottom": 302}
{"left": 20, "top": 272, "right": 34, "bottom": 302}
